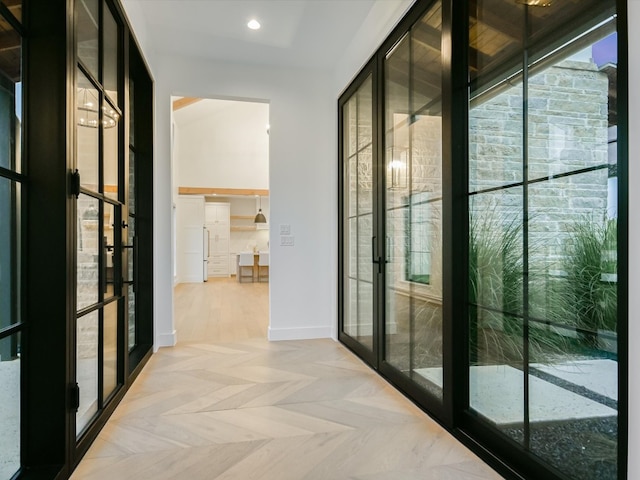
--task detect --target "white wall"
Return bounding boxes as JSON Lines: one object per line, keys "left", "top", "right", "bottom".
{"left": 174, "top": 100, "right": 269, "bottom": 189}
{"left": 332, "top": 0, "right": 414, "bottom": 95}
{"left": 627, "top": 2, "right": 639, "bottom": 477}
{"left": 138, "top": 0, "right": 416, "bottom": 348}
{"left": 153, "top": 54, "right": 337, "bottom": 343}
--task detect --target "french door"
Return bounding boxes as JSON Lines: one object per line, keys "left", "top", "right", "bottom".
{"left": 74, "top": 0, "right": 127, "bottom": 442}
{"left": 339, "top": 0, "right": 625, "bottom": 479}
{"left": 339, "top": 0, "right": 445, "bottom": 414}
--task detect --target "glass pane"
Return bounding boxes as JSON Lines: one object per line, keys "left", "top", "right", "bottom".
{"left": 0, "top": 178, "right": 19, "bottom": 329}
{"left": 469, "top": 190, "right": 523, "bottom": 315}
{"left": 527, "top": 31, "right": 618, "bottom": 479}
{"left": 1, "top": 2, "right": 22, "bottom": 23}
{"left": 129, "top": 78, "right": 134, "bottom": 147}
{"left": 345, "top": 97, "right": 356, "bottom": 158}
{"left": 77, "top": 194, "right": 100, "bottom": 310}
{"left": 128, "top": 284, "right": 135, "bottom": 351}
{"left": 103, "top": 99, "right": 119, "bottom": 200}
{"left": 0, "top": 23, "right": 21, "bottom": 173}
{"left": 469, "top": 307, "right": 525, "bottom": 445}
{"left": 77, "top": 70, "right": 99, "bottom": 191}
{"left": 103, "top": 1, "right": 119, "bottom": 103}
{"left": 344, "top": 278, "right": 358, "bottom": 338}
{"left": 385, "top": 2, "right": 443, "bottom": 399}
{"left": 128, "top": 148, "right": 135, "bottom": 213}
{"left": 468, "top": 189, "right": 524, "bottom": 445}
{"left": 104, "top": 202, "right": 115, "bottom": 298}
{"left": 103, "top": 301, "right": 118, "bottom": 401}
{"left": 127, "top": 218, "right": 135, "bottom": 351}
{"left": 77, "top": 0, "right": 99, "bottom": 79}
{"left": 345, "top": 154, "right": 357, "bottom": 218}
{"left": 77, "top": 310, "right": 99, "bottom": 436}
{"left": 342, "top": 74, "right": 373, "bottom": 351}
{"left": 469, "top": 80, "right": 523, "bottom": 192}
{"left": 0, "top": 332, "right": 20, "bottom": 479}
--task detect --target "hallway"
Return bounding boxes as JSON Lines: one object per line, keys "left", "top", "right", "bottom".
{"left": 70, "top": 280, "right": 503, "bottom": 480}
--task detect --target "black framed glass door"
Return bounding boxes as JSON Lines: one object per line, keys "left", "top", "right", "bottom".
{"left": 382, "top": 0, "right": 444, "bottom": 404}
{"left": 338, "top": 0, "right": 626, "bottom": 479}
{"left": 74, "top": 0, "right": 126, "bottom": 441}
{"left": 465, "top": 2, "right": 621, "bottom": 479}
{"left": 339, "top": 0, "right": 445, "bottom": 415}
{"left": 339, "top": 67, "right": 379, "bottom": 365}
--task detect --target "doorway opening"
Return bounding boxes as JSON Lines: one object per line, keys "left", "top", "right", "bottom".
{"left": 171, "top": 96, "right": 270, "bottom": 344}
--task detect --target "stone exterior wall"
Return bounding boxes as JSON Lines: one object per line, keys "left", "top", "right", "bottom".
{"left": 469, "top": 59, "right": 610, "bottom": 278}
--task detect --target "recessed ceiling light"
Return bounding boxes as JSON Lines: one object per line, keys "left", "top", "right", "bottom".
{"left": 248, "top": 19, "right": 261, "bottom": 30}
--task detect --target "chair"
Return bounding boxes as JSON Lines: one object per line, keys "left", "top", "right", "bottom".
{"left": 238, "top": 252, "right": 254, "bottom": 283}
{"left": 258, "top": 252, "right": 269, "bottom": 282}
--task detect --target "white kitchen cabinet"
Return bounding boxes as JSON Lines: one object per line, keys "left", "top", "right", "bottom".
{"left": 205, "top": 203, "right": 230, "bottom": 277}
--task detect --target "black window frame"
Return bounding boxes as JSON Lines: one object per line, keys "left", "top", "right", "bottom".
{"left": 337, "top": 1, "right": 628, "bottom": 479}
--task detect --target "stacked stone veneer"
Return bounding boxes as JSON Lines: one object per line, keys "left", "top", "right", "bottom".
{"left": 470, "top": 60, "right": 610, "bottom": 304}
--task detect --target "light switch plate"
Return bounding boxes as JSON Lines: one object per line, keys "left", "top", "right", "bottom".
{"left": 280, "top": 224, "right": 291, "bottom": 235}
{"left": 280, "top": 235, "right": 294, "bottom": 246}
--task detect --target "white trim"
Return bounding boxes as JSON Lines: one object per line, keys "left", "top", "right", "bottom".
{"left": 155, "top": 330, "right": 177, "bottom": 351}
{"left": 268, "top": 325, "right": 332, "bottom": 341}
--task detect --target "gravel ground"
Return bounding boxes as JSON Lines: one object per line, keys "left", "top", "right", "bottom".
{"left": 501, "top": 416, "right": 617, "bottom": 480}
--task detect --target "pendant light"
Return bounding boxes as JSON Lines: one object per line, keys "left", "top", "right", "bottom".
{"left": 254, "top": 196, "right": 267, "bottom": 224}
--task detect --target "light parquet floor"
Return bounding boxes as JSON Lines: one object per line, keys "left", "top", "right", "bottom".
{"left": 71, "top": 278, "right": 503, "bottom": 480}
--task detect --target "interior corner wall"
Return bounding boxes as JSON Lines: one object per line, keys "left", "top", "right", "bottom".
{"left": 627, "top": 2, "right": 638, "bottom": 477}
{"left": 152, "top": 54, "right": 337, "bottom": 344}
{"left": 332, "top": 0, "right": 414, "bottom": 96}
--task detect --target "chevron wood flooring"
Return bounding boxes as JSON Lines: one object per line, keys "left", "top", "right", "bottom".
{"left": 71, "top": 279, "right": 503, "bottom": 480}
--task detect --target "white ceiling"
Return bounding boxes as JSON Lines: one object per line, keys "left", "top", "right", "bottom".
{"left": 123, "top": 0, "right": 387, "bottom": 69}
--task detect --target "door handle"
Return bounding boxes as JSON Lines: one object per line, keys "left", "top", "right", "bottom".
{"left": 372, "top": 236, "right": 379, "bottom": 264}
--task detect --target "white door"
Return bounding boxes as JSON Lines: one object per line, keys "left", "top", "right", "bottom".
{"left": 176, "top": 195, "right": 205, "bottom": 283}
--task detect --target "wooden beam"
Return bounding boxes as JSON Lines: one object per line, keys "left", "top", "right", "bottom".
{"left": 178, "top": 187, "right": 269, "bottom": 197}
{"left": 172, "top": 97, "right": 202, "bottom": 111}
{"left": 469, "top": 0, "right": 522, "bottom": 44}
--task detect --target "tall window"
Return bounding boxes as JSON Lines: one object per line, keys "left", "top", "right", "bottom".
{"left": 468, "top": 2, "right": 619, "bottom": 479}
{"left": 75, "top": 0, "right": 124, "bottom": 437}
{"left": 0, "top": 2, "right": 23, "bottom": 478}
{"left": 339, "top": 1, "right": 624, "bottom": 479}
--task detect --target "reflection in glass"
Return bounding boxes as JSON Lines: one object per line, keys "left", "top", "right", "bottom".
{"left": 77, "top": 0, "right": 99, "bottom": 79}
{"left": 468, "top": 0, "right": 618, "bottom": 476}
{"left": 103, "top": 1, "right": 119, "bottom": 103}
{"left": 77, "top": 70, "right": 99, "bottom": 192}
{"left": 0, "top": 25, "right": 21, "bottom": 173}
{"left": 127, "top": 217, "right": 136, "bottom": 351}
{"left": 0, "top": 332, "right": 20, "bottom": 480}
{"left": 77, "top": 195, "right": 100, "bottom": 310}
{"left": 342, "top": 76, "right": 374, "bottom": 350}
{"left": 77, "top": 310, "right": 99, "bottom": 436}
{"left": 526, "top": 34, "right": 618, "bottom": 479}
{"left": 0, "top": 179, "right": 19, "bottom": 329}
{"left": 104, "top": 203, "right": 115, "bottom": 298}
{"left": 103, "top": 99, "right": 120, "bottom": 201}
{"left": 1, "top": 2, "right": 22, "bottom": 23}
{"left": 128, "top": 149, "right": 135, "bottom": 214}
{"left": 129, "top": 78, "right": 135, "bottom": 147}
{"left": 385, "top": 2, "right": 443, "bottom": 399}
{"left": 128, "top": 285, "right": 136, "bottom": 351}
{"left": 103, "top": 301, "right": 118, "bottom": 401}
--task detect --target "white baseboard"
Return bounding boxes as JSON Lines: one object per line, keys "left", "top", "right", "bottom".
{"left": 268, "top": 325, "right": 333, "bottom": 341}
{"left": 155, "top": 330, "right": 177, "bottom": 351}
